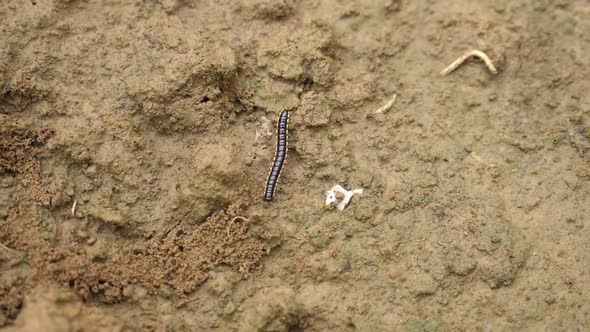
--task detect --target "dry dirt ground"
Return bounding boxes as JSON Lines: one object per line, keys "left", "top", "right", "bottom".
{"left": 1, "top": 0, "right": 589, "bottom": 331}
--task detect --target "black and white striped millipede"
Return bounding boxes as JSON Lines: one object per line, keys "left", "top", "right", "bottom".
{"left": 264, "top": 110, "right": 289, "bottom": 201}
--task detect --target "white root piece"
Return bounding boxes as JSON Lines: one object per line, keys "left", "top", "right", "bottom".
{"left": 71, "top": 199, "right": 77, "bottom": 217}
{"left": 227, "top": 216, "right": 249, "bottom": 237}
{"left": 440, "top": 50, "right": 498, "bottom": 76}
{"left": 374, "top": 93, "right": 397, "bottom": 114}
{"left": 325, "top": 185, "right": 364, "bottom": 212}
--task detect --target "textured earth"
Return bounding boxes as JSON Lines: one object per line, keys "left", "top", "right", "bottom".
{"left": 0, "top": 0, "right": 589, "bottom": 331}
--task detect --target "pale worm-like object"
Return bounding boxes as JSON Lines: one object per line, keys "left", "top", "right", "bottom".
{"left": 440, "top": 50, "right": 498, "bottom": 76}
{"left": 71, "top": 199, "right": 77, "bottom": 216}
{"left": 374, "top": 93, "right": 397, "bottom": 114}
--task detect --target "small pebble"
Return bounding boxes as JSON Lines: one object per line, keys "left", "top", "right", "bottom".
{"left": 30, "top": 137, "right": 41, "bottom": 147}
{"left": 87, "top": 237, "right": 97, "bottom": 245}
{"left": 86, "top": 165, "right": 97, "bottom": 174}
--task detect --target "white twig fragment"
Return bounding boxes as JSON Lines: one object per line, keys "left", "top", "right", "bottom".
{"left": 227, "top": 216, "right": 249, "bottom": 237}
{"left": 326, "top": 185, "right": 364, "bottom": 211}
{"left": 440, "top": 50, "right": 498, "bottom": 76}
{"left": 71, "top": 199, "right": 77, "bottom": 217}
{"left": 374, "top": 93, "right": 397, "bottom": 114}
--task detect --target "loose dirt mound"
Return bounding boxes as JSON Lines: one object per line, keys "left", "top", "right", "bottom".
{"left": 0, "top": 203, "right": 265, "bottom": 304}
{"left": 0, "top": 282, "right": 23, "bottom": 327}
{"left": 0, "top": 128, "right": 52, "bottom": 204}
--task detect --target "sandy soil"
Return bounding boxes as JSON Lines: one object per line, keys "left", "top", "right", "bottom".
{"left": 1, "top": 0, "right": 589, "bottom": 331}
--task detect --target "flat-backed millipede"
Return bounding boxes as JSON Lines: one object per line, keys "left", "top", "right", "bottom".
{"left": 264, "top": 110, "right": 289, "bottom": 201}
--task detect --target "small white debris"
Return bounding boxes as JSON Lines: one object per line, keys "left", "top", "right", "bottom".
{"left": 440, "top": 49, "right": 498, "bottom": 76}
{"left": 71, "top": 199, "right": 77, "bottom": 217}
{"left": 374, "top": 93, "right": 397, "bottom": 114}
{"left": 255, "top": 116, "right": 273, "bottom": 140}
{"left": 325, "top": 185, "right": 363, "bottom": 211}
{"left": 325, "top": 191, "right": 337, "bottom": 205}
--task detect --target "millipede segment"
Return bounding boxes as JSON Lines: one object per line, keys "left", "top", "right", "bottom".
{"left": 264, "top": 110, "right": 289, "bottom": 201}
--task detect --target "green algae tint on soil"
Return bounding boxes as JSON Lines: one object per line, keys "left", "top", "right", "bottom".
{"left": 1, "top": 0, "right": 589, "bottom": 331}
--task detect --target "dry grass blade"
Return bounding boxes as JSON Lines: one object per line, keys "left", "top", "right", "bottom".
{"left": 440, "top": 50, "right": 498, "bottom": 76}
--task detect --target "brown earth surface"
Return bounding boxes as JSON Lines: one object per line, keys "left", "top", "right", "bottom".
{"left": 1, "top": 0, "right": 589, "bottom": 331}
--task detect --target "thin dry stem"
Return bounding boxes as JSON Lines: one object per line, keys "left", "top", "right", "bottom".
{"left": 71, "top": 199, "right": 77, "bottom": 217}
{"left": 227, "top": 216, "right": 250, "bottom": 237}
{"left": 374, "top": 93, "right": 397, "bottom": 114}
{"left": 440, "top": 50, "right": 498, "bottom": 76}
